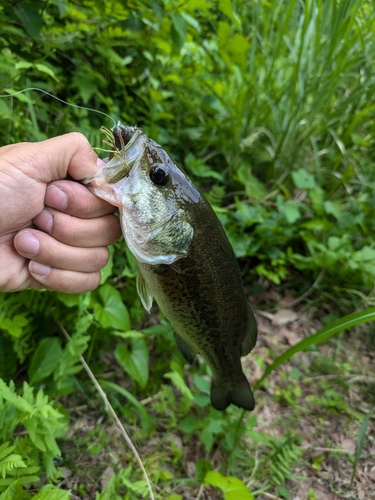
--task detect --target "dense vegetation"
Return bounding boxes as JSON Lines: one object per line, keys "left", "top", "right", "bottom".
{"left": 0, "top": 0, "right": 375, "bottom": 498}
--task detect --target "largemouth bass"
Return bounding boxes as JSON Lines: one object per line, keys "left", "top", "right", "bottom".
{"left": 83, "top": 124, "right": 258, "bottom": 411}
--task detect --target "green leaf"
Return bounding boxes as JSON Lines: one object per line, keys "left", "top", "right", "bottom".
{"left": 218, "top": 0, "right": 241, "bottom": 29}
{"left": 171, "top": 14, "right": 188, "bottom": 54}
{"left": 195, "top": 458, "right": 212, "bottom": 483}
{"left": 226, "top": 33, "right": 250, "bottom": 67}
{"left": 34, "top": 63, "right": 59, "bottom": 82}
{"left": 323, "top": 200, "right": 342, "bottom": 219}
{"left": 255, "top": 307, "right": 375, "bottom": 388}
{"left": 277, "top": 196, "right": 301, "bottom": 223}
{"left": 200, "top": 427, "right": 214, "bottom": 451}
{"left": 180, "top": 415, "right": 200, "bottom": 433}
{"left": 29, "top": 338, "right": 63, "bottom": 385}
{"left": 217, "top": 21, "right": 231, "bottom": 45}
{"left": 235, "top": 164, "right": 267, "bottom": 200}
{"left": 15, "top": 61, "right": 33, "bottom": 70}
{"left": 93, "top": 284, "right": 131, "bottom": 331}
{"left": 185, "top": 153, "right": 223, "bottom": 181}
{"left": 204, "top": 471, "right": 254, "bottom": 500}
{"left": 56, "top": 293, "right": 84, "bottom": 308}
{"left": 111, "top": 330, "right": 145, "bottom": 340}
{"left": 49, "top": 0, "right": 69, "bottom": 17}
{"left": 115, "top": 338, "right": 149, "bottom": 387}
{"left": 0, "top": 314, "right": 28, "bottom": 338}
{"left": 292, "top": 169, "right": 316, "bottom": 189}
{"left": 99, "top": 380, "right": 152, "bottom": 430}
{"left": 14, "top": 1, "right": 44, "bottom": 39}
{"left": 100, "top": 245, "right": 114, "bottom": 284}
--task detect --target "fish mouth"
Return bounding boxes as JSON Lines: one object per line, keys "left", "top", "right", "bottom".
{"left": 112, "top": 123, "right": 136, "bottom": 149}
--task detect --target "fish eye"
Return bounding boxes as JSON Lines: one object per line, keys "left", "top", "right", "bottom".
{"left": 149, "top": 165, "right": 169, "bottom": 186}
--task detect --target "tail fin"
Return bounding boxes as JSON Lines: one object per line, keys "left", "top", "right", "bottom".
{"left": 210, "top": 375, "right": 255, "bottom": 411}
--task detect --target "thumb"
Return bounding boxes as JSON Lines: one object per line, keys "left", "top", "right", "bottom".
{"left": 29, "top": 132, "right": 100, "bottom": 182}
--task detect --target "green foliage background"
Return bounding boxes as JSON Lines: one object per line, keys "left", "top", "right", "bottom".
{"left": 0, "top": 0, "right": 375, "bottom": 498}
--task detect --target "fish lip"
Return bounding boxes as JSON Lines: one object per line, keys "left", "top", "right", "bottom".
{"left": 112, "top": 124, "right": 144, "bottom": 154}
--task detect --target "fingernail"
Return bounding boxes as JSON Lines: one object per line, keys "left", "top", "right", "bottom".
{"left": 97, "top": 158, "right": 106, "bottom": 168}
{"left": 29, "top": 261, "right": 51, "bottom": 278}
{"left": 15, "top": 231, "right": 39, "bottom": 256}
{"left": 33, "top": 209, "right": 53, "bottom": 234}
{"left": 45, "top": 185, "right": 68, "bottom": 211}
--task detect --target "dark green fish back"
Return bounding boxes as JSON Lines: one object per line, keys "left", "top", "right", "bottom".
{"left": 138, "top": 195, "right": 258, "bottom": 411}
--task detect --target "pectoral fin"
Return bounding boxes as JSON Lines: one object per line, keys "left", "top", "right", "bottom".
{"left": 174, "top": 333, "right": 197, "bottom": 364}
{"left": 136, "top": 272, "right": 153, "bottom": 313}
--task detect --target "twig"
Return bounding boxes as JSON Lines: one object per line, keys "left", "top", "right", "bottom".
{"left": 195, "top": 484, "right": 205, "bottom": 500}
{"left": 255, "top": 310, "right": 274, "bottom": 321}
{"left": 246, "top": 447, "right": 260, "bottom": 487}
{"left": 140, "top": 394, "right": 159, "bottom": 405}
{"left": 302, "top": 374, "right": 375, "bottom": 383}
{"left": 303, "top": 446, "right": 351, "bottom": 453}
{"left": 56, "top": 320, "right": 155, "bottom": 500}
{"left": 284, "top": 270, "right": 324, "bottom": 308}
{"left": 261, "top": 492, "right": 284, "bottom": 500}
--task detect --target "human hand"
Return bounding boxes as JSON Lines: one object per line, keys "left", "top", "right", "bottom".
{"left": 0, "top": 133, "right": 122, "bottom": 293}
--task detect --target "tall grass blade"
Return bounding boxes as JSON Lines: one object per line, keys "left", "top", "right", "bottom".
{"left": 254, "top": 307, "right": 375, "bottom": 389}
{"left": 350, "top": 405, "right": 375, "bottom": 488}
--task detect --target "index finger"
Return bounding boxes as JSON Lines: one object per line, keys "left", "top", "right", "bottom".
{"left": 45, "top": 179, "right": 118, "bottom": 218}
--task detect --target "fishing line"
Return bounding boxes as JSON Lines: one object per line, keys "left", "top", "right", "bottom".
{"left": 0, "top": 87, "right": 117, "bottom": 127}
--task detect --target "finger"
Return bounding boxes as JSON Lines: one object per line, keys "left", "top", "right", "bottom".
{"left": 28, "top": 261, "right": 102, "bottom": 293}
{"left": 4, "top": 132, "right": 100, "bottom": 184}
{"left": 14, "top": 230, "right": 109, "bottom": 273}
{"left": 45, "top": 180, "right": 118, "bottom": 218}
{"left": 35, "top": 132, "right": 100, "bottom": 182}
{"left": 33, "top": 208, "right": 121, "bottom": 247}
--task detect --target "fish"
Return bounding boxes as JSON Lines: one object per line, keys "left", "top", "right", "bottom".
{"left": 83, "top": 123, "right": 258, "bottom": 411}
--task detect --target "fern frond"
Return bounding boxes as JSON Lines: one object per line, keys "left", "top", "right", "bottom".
{"left": 120, "top": 476, "right": 151, "bottom": 497}
{"left": 0, "top": 454, "right": 26, "bottom": 479}
{"left": 0, "top": 474, "right": 39, "bottom": 487}
{"left": 164, "top": 371, "right": 194, "bottom": 402}
{"left": 0, "top": 379, "right": 65, "bottom": 482}
{"left": 96, "top": 472, "right": 120, "bottom": 500}
{"left": 0, "top": 479, "right": 30, "bottom": 500}
{"left": 0, "top": 444, "right": 15, "bottom": 463}
{"left": 267, "top": 437, "right": 303, "bottom": 486}
{"left": 54, "top": 330, "right": 91, "bottom": 386}
{"left": 0, "top": 380, "right": 32, "bottom": 414}
{"left": 33, "top": 484, "right": 70, "bottom": 500}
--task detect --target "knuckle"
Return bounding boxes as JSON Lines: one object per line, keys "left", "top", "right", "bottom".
{"left": 67, "top": 131, "right": 90, "bottom": 147}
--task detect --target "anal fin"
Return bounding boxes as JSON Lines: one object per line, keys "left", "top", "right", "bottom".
{"left": 174, "top": 333, "right": 196, "bottom": 364}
